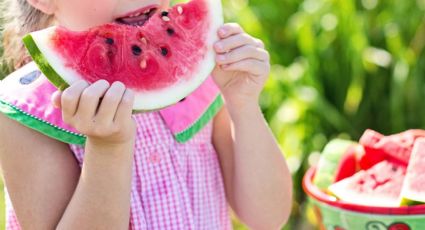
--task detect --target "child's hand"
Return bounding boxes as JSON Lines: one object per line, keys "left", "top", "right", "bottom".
{"left": 212, "top": 23, "right": 270, "bottom": 109}
{"left": 51, "top": 80, "right": 136, "bottom": 146}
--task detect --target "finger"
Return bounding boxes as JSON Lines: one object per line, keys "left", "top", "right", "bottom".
{"left": 51, "top": 90, "right": 62, "bottom": 109}
{"left": 221, "top": 59, "right": 270, "bottom": 76}
{"left": 114, "top": 89, "right": 135, "bottom": 124}
{"left": 253, "top": 38, "right": 265, "bottom": 49}
{"left": 218, "top": 23, "right": 244, "bottom": 39}
{"left": 216, "top": 45, "right": 269, "bottom": 65}
{"left": 95, "top": 81, "right": 126, "bottom": 123}
{"left": 77, "top": 80, "right": 110, "bottom": 120}
{"left": 61, "top": 80, "right": 90, "bottom": 122}
{"left": 214, "top": 33, "right": 258, "bottom": 53}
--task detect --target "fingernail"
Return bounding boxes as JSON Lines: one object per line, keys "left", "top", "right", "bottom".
{"left": 215, "top": 42, "right": 224, "bottom": 51}
{"left": 113, "top": 81, "right": 125, "bottom": 88}
{"left": 219, "top": 28, "right": 226, "bottom": 36}
{"left": 97, "top": 79, "right": 109, "bottom": 86}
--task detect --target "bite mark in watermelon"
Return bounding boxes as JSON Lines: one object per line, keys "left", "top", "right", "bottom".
{"left": 328, "top": 160, "right": 406, "bottom": 207}
{"left": 23, "top": 0, "right": 223, "bottom": 110}
{"left": 400, "top": 138, "right": 425, "bottom": 205}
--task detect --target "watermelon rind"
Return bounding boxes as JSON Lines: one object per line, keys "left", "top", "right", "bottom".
{"left": 313, "top": 139, "right": 356, "bottom": 190}
{"left": 23, "top": 0, "right": 224, "bottom": 111}
{"left": 23, "top": 33, "right": 70, "bottom": 91}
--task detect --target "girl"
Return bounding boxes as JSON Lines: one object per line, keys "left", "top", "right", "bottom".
{"left": 0, "top": 0, "right": 292, "bottom": 229}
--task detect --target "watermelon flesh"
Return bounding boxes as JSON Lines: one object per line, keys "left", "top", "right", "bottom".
{"left": 328, "top": 160, "right": 406, "bottom": 207}
{"left": 400, "top": 138, "right": 425, "bottom": 205}
{"left": 334, "top": 144, "right": 363, "bottom": 182}
{"left": 23, "top": 0, "right": 223, "bottom": 110}
{"left": 358, "top": 129, "right": 425, "bottom": 169}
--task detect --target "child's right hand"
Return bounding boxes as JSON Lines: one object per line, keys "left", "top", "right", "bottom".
{"left": 51, "top": 80, "right": 136, "bottom": 146}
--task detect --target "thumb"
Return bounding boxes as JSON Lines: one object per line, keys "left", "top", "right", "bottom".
{"left": 51, "top": 90, "right": 62, "bottom": 109}
{"left": 211, "top": 65, "right": 228, "bottom": 87}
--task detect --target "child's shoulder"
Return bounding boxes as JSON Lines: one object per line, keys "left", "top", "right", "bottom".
{"left": 1, "top": 62, "right": 41, "bottom": 86}
{"left": 0, "top": 62, "right": 86, "bottom": 145}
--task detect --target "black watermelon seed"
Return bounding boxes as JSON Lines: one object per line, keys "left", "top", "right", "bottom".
{"left": 105, "top": 38, "right": 114, "bottom": 45}
{"left": 166, "top": 28, "right": 175, "bottom": 36}
{"left": 161, "top": 47, "right": 169, "bottom": 56}
{"left": 132, "top": 45, "right": 142, "bottom": 56}
{"left": 161, "top": 11, "right": 169, "bottom": 17}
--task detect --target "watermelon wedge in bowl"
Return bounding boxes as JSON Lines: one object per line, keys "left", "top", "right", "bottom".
{"left": 400, "top": 138, "right": 425, "bottom": 205}
{"left": 303, "top": 168, "right": 425, "bottom": 230}
{"left": 303, "top": 129, "right": 425, "bottom": 230}
{"left": 328, "top": 160, "right": 406, "bottom": 208}
{"left": 23, "top": 0, "right": 223, "bottom": 111}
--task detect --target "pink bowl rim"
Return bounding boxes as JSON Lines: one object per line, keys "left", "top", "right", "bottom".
{"left": 302, "top": 167, "right": 425, "bottom": 215}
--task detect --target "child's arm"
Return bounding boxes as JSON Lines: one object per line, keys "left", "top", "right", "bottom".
{"left": 0, "top": 114, "right": 80, "bottom": 229}
{"left": 212, "top": 23, "right": 293, "bottom": 229}
{"left": 0, "top": 80, "right": 136, "bottom": 229}
{"left": 54, "top": 80, "right": 136, "bottom": 229}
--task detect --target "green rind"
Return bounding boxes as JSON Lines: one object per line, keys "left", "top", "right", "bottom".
{"left": 0, "top": 99, "right": 86, "bottom": 145}
{"left": 313, "top": 139, "right": 356, "bottom": 190}
{"left": 175, "top": 95, "right": 223, "bottom": 143}
{"left": 400, "top": 197, "right": 424, "bottom": 206}
{"left": 22, "top": 34, "right": 69, "bottom": 91}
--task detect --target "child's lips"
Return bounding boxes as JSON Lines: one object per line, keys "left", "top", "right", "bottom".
{"left": 115, "top": 5, "right": 158, "bottom": 26}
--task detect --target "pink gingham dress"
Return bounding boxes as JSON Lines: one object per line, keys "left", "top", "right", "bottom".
{"left": 0, "top": 63, "right": 232, "bottom": 229}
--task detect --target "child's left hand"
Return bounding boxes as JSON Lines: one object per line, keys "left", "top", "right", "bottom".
{"left": 212, "top": 23, "right": 270, "bottom": 109}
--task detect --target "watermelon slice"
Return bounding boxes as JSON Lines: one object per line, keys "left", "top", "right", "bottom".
{"left": 400, "top": 138, "right": 425, "bottom": 205}
{"left": 328, "top": 160, "right": 406, "bottom": 207}
{"left": 23, "top": 0, "right": 223, "bottom": 110}
{"left": 334, "top": 144, "right": 364, "bottom": 182}
{"left": 313, "top": 139, "right": 361, "bottom": 190}
{"left": 359, "top": 129, "right": 425, "bottom": 169}
{"left": 359, "top": 129, "right": 389, "bottom": 169}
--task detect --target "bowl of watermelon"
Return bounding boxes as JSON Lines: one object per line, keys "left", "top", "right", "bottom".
{"left": 303, "top": 130, "right": 425, "bottom": 230}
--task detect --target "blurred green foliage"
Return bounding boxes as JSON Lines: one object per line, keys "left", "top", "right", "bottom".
{"left": 221, "top": 0, "right": 425, "bottom": 228}
{"left": 2, "top": 0, "right": 425, "bottom": 229}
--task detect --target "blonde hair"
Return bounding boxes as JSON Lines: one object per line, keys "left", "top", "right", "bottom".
{"left": 1, "top": 0, "right": 54, "bottom": 70}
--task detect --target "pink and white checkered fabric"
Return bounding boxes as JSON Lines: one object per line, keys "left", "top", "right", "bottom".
{"left": 4, "top": 112, "right": 232, "bottom": 229}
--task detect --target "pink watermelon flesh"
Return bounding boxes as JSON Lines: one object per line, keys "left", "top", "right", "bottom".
{"left": 23, "top": 0, "right": 223, "bottom": 110}
{"left": 358, "top": 129, "right": 387, "bottom": 169}
{"left": 401, "top": 138, "right": 425, "bottom": 204}
{"left": 52, "top": 2, "right": 207, "bottom": 91}
{"left": 358, "top": 129, "right": 425, "bottom": 169}
{"left": 333, "top": 145, "right": 362, "bottom": 182}
{"left": 329, "top": 160, "right": 406, "bottom": 207}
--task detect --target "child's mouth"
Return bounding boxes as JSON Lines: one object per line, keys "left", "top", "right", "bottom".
{"left": 115, "top": 6, "right": 158, "bottom": 27}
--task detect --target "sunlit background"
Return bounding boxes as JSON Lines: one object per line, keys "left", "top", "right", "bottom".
{"left": 2, "top": 0, "right": 425, "bottom": 229}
